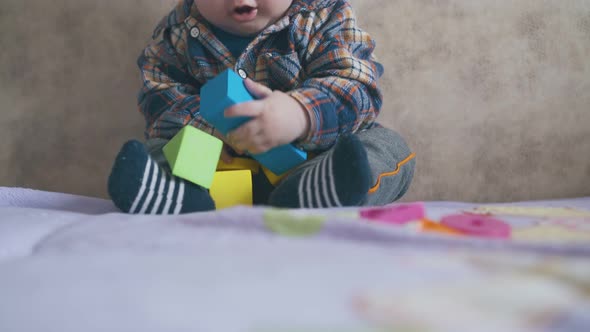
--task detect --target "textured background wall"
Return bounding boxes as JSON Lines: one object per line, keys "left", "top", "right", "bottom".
{"left": 1, "top": 0, "right": 589, "bottom": 202}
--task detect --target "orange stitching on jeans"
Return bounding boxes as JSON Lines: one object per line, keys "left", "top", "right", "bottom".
{"left": 368, "top": 152, "right": 416, "bottom": 194}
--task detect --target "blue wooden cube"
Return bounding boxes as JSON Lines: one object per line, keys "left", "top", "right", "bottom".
{"left": 200, "top": 69, "right": 252, "bottom": 135}
{"left": 255, "top": 145, "right": 308, "bottom": 175}
{"left": 200, "top": 69, "right": 307, "bottom": 175}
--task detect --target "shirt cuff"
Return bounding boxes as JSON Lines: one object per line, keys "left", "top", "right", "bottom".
{"left": 288, "top": 88, "right": 336, "bottom": 151}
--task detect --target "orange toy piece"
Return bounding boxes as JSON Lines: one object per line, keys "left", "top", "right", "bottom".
{"left": 420, "top": 219, "right": 464, "bottom": 236}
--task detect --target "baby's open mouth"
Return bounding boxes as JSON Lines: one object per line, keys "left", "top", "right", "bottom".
{"left": 234, "top": 5, "right": 257, "bottom": 15}
{"left": 232, "top": 5, "right": 258, "bottom": 22}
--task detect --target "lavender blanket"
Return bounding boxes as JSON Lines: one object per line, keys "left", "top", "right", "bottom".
{"left": 1, "top": 187, "right": 589, "bottom": 332}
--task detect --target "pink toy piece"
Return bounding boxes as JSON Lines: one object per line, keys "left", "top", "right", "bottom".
{"left": 361, "top": 202, "right": 425, "bottom": 225}
{"left": 441, "top": 214, "right": 511, "bottom": 239}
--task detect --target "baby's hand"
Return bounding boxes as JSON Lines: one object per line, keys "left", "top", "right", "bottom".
{"left": 224, "top": 79, "right": 310, "bottom": 154}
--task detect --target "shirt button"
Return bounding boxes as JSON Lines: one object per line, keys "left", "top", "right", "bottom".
{"left": 190, "top": 27, "right": 200, "bottom": 38}
{"left": 237, "top": 69, "right": 248, "bottom": 79}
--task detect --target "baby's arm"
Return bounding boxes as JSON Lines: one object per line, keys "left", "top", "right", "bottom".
{"left": 224, "top": 1, "right": 382, "bottom": 154}
{"left": 137, "top": 17, "right": 237, "bottom": 162}
{"left": 288, "top": 0, "right": 383, "bottom": 151}
{"left": 137, "top": 20, "right": 210, "bottom": 140}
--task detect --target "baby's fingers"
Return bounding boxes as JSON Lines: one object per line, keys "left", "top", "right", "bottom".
{"left": 224, "top": 101, "right": 264, "bottom": 119}
{"left": 243, "top": 78, "right": 273, "bottom": 99}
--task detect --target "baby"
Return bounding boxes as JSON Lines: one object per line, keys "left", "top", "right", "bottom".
{"left": 108, "top": 0, "right": 415, "bottom": 214}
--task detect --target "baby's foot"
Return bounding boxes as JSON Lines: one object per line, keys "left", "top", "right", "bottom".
{"left": 268, "top": 135, "right": 371, "bottom": 208}
{"left": 108, "top": 140, "right": 215, "bottom": 214}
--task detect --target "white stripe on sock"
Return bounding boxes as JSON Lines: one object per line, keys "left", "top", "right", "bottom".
{"left": 326, "top": 155, "right": 342, "bottom": 207}
{"left": 173, "top": 180, "right": 185, "bottom": 215}
{"left": 138, "top": 163, "right": 159, "bottom": 214}
{"left": 129, "top": 158, "right": 152, "bottom": 214}
{"left": 305, "top": 164, "right": 315, "bottom": 208}
{"left": 162, "top": 176, "right": 176, "bottom": 214}
{"left": 312, "top": 158, "right": 323, "bottom": 208}
{"left": 318, "top": 156, "right": 333, "bottom": 208}
{"left": 298, "top": 167, "right": 311, "bottom": 208}
{"left": 149, "top": 171, "right": 167, "bottom": 215}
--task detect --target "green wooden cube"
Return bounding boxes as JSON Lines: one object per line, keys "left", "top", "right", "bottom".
{"left": 162, "top": 126, "right": 223, "bottom": 189}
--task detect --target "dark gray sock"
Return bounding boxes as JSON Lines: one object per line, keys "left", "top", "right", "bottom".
{"left": 268, "top": 135, "right": 371, "bottom": 208}
{"left": 108, "top": 140, "right": 215, "bottom": 214}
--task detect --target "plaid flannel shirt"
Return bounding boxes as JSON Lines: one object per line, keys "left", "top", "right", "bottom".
{"left": 138, "top": 0, "right": 384, "bottom": 152}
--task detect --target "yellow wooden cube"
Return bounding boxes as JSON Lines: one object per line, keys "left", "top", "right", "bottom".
{"left": 217, "top": 157, "right": 260, "bottom": 174}
{"left": 210, "top": 170, "right": 253, "bottom": 209}
{"left": 262, "top": 166, "right": 288, "bottom": 186}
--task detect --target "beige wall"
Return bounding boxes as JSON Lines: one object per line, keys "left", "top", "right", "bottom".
{"left": 1, "top": 0, "right": 589, "bottom": 202}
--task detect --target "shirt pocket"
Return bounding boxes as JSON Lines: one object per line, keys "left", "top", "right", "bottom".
{"left": 262, "top": 51, "right": 304, "bottom": 92}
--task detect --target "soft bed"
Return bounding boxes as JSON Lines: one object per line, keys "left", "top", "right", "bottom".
{"left": 0, "top": 187, "right": 589, "bottom": 332}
